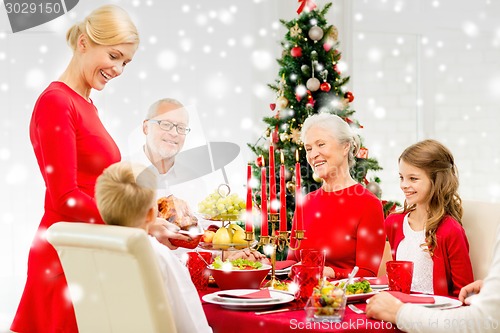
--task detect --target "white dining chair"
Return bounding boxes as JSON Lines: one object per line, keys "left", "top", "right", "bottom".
{"left": 461, "top": 200, "right": 500, "bottom": 280}
{"left": 46, "top": 222, "right": 177, "bottom": 333}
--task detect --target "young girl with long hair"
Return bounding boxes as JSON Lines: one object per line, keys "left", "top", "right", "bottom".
{"left": 385, "top": 139, "right": 474, "bottom": 296}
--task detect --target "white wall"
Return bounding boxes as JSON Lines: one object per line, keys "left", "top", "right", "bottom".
{"left": 1, "top": 0, "right": 500, "bottom": 330}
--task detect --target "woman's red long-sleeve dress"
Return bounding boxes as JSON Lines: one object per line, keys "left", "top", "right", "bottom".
{"left": 287, "top": 184, "right": 386, "bottom": 278}
{"left": 11, "top": 82, "right": 120, "bottom": 333}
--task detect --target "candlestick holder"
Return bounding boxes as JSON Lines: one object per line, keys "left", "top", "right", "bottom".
{"left": 253, "top": 213, "right": 305, "bottom": 289}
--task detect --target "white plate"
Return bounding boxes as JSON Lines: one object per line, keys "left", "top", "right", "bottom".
{"left": 202, "top": 289, "right": 295, "bottom": 311}
{"left": 214, "top": 289, "right": 281, "bottom": 303}
{"left": 411, "top": 294, "right": 463, "bottom": 310}
{"left": 333, "top": 277, "right": 388, "bottom": 289}
{"left": 347, "top": 291, "right": 379, "bottom": 303}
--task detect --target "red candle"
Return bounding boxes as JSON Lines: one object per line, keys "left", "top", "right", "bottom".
{"left": 269, "top": 144, "right": 277, "bottom": 214}
{"left": 246, "top": 164, "right": 253, "bottom": 232}
{"left": 295, "top": 150, "right": 303, "bottom": 231}
{"left": 279, "top": 152, "right": 287, "bottom": 232}
{"left": 260, "top": 158, "right": 268, "bottom": 236}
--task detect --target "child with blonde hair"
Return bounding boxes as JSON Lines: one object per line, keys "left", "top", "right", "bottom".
{"left": 95, "top": 161, "right": 212, "bottom": 333}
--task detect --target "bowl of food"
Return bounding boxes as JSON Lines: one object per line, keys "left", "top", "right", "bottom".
{"left": 305, "top": 281, "right": 347, "bottom": 322}
{"left": 208, "top": 257, "right": 271, "bottom": 290}
{"left": 158, "top": 195, "right": 202, "bottom": 249}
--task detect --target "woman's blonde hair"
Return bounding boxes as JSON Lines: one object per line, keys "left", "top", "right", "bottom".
{"left": 66, "top": 4, "right": 139, "bottom": 51}
{"left": 95, "top": 161, "right": 156, "bottom": 228}
{"left": 301, "top": 113, "right": 361, "bottom": 168}
{"left": 400, "top": 139, "right": 462, "bottom": 254}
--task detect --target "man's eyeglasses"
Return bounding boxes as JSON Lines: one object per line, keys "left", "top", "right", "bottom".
{"left": 148, "top": 119, "right": 191, "bottom": 135}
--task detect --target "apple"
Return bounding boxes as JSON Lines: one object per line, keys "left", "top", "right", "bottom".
{"left": 207, "top": 224, "right": 219, "bottom": 232}
{"left": 201, "top": 230, "right": 215, "bottom": 243}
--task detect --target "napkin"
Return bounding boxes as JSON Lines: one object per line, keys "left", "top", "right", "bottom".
{"left": 218, "top": 289, "right": 272, "bottom": 299}
{"left": 387, "top": 291, "right": 435, "bottom": 304}
{"left": 275, "top": 260, "right": 297, "bottom": 270}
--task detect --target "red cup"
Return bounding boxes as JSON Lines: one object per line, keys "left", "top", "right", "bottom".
{"left": 291, "top": 264, "right": 322, "bottom": 305}
{"left": 300, "top": 249, "right": 326, "bottom": 268}
{"left": 186, "top": 252, "right": 212, "bottom": 291}
{"left": 386, "top": 260, "right": 414, "bottom": 294}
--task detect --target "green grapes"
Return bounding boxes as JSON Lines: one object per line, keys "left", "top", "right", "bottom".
{"left": 198, "top": 190, "right": 246, "bottom": 220}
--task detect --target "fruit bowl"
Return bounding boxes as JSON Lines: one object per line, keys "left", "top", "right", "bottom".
{"left": 169, "top": 224, "right": 204, "bottom": 249}
{"left": 198, "top": 240, "right": 258, "bottom": 251}
{"left": 208, "top": 264, "right": 271, "bottom": 290}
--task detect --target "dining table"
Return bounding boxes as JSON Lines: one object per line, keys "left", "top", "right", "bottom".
{"left": 200, "top": 286, "right": 402, "bottom": 333}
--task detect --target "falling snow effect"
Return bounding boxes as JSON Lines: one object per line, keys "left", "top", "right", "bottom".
{"left": 1, "top": 0, "right": 500, "bottom": 327}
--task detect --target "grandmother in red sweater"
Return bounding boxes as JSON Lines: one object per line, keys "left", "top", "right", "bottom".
{"left": 385, "top": 139, "right": 473, "bottom": 297}
{"left": 287, "top": 113, "right": 385, "bottom": 279}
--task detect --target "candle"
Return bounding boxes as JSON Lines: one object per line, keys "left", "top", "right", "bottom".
{"left": 269, "top": 144, "right": 277, "bottom": 214}
{"left": 295, "top": 150, "right": 303, "bottom": 231}
{"left": 279, "top": 151, "right": 287, "bottom": 231}
{"left": 260, "top": 157, "right": 268, "bottom": 237}
{"left": 246, "top": 164, "right": 253, "bottom": 232}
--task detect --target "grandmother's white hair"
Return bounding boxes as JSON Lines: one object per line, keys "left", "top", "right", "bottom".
{"left": 300, "top": 113, "right": 361, "bottom": 168}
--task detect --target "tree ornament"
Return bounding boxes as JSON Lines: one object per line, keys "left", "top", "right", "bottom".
{"left": 269, "top": 103, "right": 276, "bottom": 111}
{"left": 312, "top": 172, "right": 322, "bottom": 182}
{"left": 328, "top": 25, "right": 339, "bottom": 42}
{"left": 308, "top": 26, "right": 324, "bottom": 41}
{"left": 284, "top": 169, "right": 292, "bottom": 181}
{"left": 301, "top": 64, "right": 311, "bottom": 76}
{"left": 286, "top": 181, "right": 296, "bottom": 194}
{"left": 320, "top": 82, "right": 331, "bottom": 92}
{"left": 290, "top": 128, "right": 301, "bottom": 144}
{"left": 291, "top": 46, "right": 303, "bottom": 57}
{"left": 333, "top": 64, "right": 341, "bottom": 74}
{"left": 323, "top": 42, "right": 332, "bottom": 52}
{"left": 290, "top": 23, "right": 302, "bottom": 38}
{"left": 280, "top": 132, "right": 289, "bottom": 142}
{"left": 310, "top": 50, "right": 318, "bottom": 60}
{"left": 255, "top": 155, "right": 265, "bottom": 168}
{"left": 297, "top": 0, "right": 317, "bottom": 14}
{"left": 367, "top": 181, "right": 382, "bottom": 198}
{"left": 306, "top": 102, "right": 315, "bottom": 109}
{"left": 356, "top": 147, "right": 369, "bottom": 159}
{"left": 306, "top": 77, "right": 320, "bottom": 91}
{"left": 276, "top": 96, "right": 289, "bottom": 109}
{"left": 344, "top": 91, "right": 354, "bottom": 103}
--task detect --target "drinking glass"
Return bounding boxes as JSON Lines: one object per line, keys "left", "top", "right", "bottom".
{"left": 386, "top": 260, "right": 414, "bottom": 294}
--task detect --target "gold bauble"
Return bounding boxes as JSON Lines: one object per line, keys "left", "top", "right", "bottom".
{"left": 286, "top": 181, "right": 296, "bottom": 194}
{"left": 313, "top": 172, "right": 322, "bottom": 182}
{"left": 276, "top": 96, "right": 289, "bottom": 110}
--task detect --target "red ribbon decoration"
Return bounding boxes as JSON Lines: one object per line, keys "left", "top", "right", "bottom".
{"left": 297, "top": 0, "right": 317, "bottom": 14}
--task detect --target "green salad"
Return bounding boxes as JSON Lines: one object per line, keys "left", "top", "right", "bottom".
{"left": 212, "top": 256, "right": 263, "bottom": 270}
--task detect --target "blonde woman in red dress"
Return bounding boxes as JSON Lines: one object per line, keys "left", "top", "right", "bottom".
{"left": 11, "top": 5, "right": 139, "bottom": 332}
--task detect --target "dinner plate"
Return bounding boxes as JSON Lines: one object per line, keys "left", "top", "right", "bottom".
{"left": 410, "top": 294, "right": 463, "bottom": 310}
{"left": 202, "top": 289, "right": 295, "bottom": 311}
{"left": 346, "top": 291, "right": 379, "bottom": 303}
{"left": 332, "top": 277, "right": 388, "bottom": 290}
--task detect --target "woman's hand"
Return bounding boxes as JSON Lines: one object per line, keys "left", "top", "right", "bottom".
{"left": 458, "top": 280, "right": 483, "bottom": 304}
{"left": 149, "top": 218, "right": 190, "bottom": 250}
{"left": 323, "top": 266, "right": 336, "bottom": 279}
{"left": 365, "top": 292, "right": 403, "bottom": 324}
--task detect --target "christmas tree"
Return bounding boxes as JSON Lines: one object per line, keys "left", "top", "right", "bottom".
{"left": 248, "top": 1, "right": 398, "bottom": 241}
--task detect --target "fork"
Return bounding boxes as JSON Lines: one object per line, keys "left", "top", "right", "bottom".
{"left": 348, "top": 304, "right": 365, "bottom": 314}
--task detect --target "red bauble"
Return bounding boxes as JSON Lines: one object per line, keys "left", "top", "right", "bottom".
{"left": 320, "top": 82, "right": 331, "bottom": 92}
{"left": 270, "top": 103, "right": 276, "bottom": 111}
{"left": 333, "top": 64, "right": 341, "bottom": 74}
{"left": 296, "top": 94, "right": 302, "bottom": 102}
{"left": 291, "top": 46, "right": 302, "bottom": 57}
{"left": 344, "top": 91, "right": 354, "bottom": 102}
{"left": 323, "top": 43, "right": 332, "bottom": 52}
{"left": 255, "top": 155, "right": 265, "bottom": 168}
